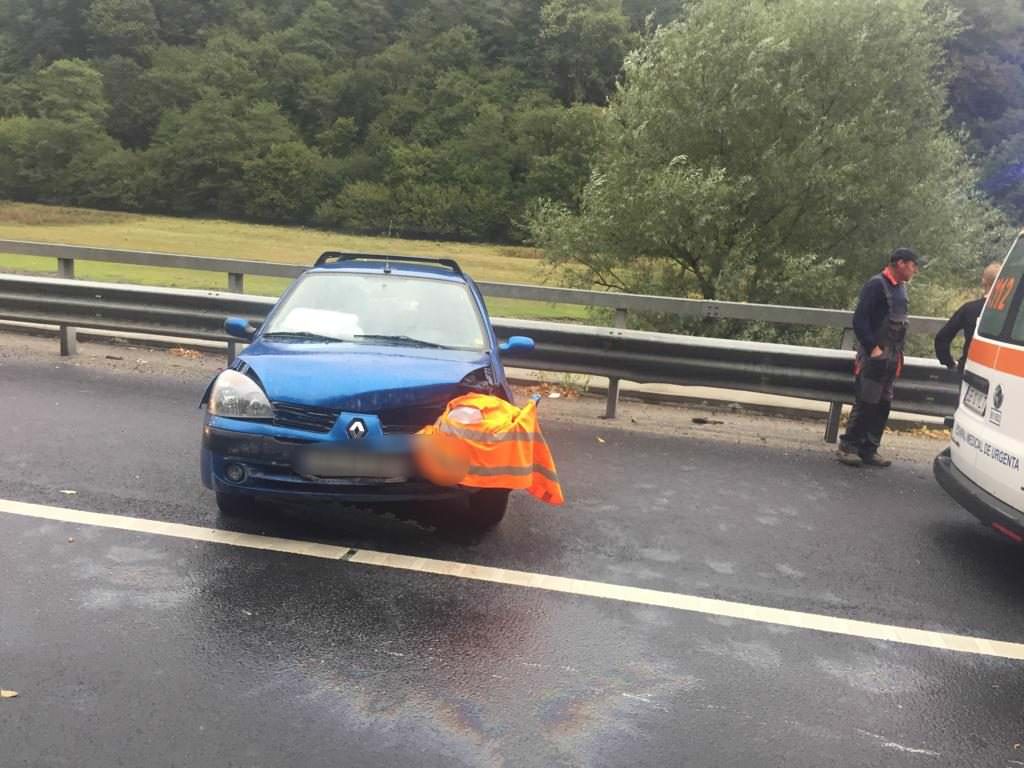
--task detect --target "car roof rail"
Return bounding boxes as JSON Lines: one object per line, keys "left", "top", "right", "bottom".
{"left": 314, "top": 251, "right": 463, "bottom": 275}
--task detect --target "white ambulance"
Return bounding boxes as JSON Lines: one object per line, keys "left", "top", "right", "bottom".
{"left": 934, "top": 231, "right": 1024, "bottom": 542}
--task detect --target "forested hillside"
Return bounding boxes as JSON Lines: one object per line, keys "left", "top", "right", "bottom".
{"left": 0, "top": 0, "right": 663, "bottom": 240}
{"left": 0, "top": 0, "right": 1020, "bottom": 247}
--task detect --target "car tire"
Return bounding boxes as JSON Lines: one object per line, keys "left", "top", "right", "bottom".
{"left": 465, "top": 488, "right": 509, "bottom": 529}
{"left": 215, "top": 491, "right": 259, "bottom": 517}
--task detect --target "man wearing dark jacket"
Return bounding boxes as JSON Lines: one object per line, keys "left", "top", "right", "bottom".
{"left": 934, "top": 262, "right": 1001, "bottom": 372}
{"left": 837, "top": 248, "right": 920, "bottom": 467}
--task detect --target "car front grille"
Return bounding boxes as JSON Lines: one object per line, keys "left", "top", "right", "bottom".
{"left": 272, "top": 402, "right": 341, "bottom": 433}
{"left": 378, "top": 403, "right": 448, "bottom": 434}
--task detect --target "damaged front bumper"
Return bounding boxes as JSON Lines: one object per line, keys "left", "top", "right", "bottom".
{"left": 201, "top": 421, "right": 467, "bottom": 503}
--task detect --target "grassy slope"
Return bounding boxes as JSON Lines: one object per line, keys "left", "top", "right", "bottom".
{"left": 0, "top": 202, "right": 588, "bottom": 321}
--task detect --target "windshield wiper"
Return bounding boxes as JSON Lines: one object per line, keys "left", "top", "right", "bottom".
{"left": 353, "top": 334, "right": 449, "bottom": 349}
{"left": 262, "top": 331, "right": 347, "bottom": 343}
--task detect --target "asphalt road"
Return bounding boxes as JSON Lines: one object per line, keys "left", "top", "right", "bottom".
{"left": 2, "top": 350, "right": 1023, "bottom": 767}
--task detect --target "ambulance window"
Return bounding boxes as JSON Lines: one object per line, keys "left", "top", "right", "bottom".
{"left": 1012, "top": 309, "right": 1024, "bottom": 346}
{"left": 978, "top": 236, "right": 1024, "bottom": 342}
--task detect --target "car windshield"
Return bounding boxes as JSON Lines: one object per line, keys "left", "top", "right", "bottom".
{"left": 262, "top": 271, "right": 488, "bottom": 351}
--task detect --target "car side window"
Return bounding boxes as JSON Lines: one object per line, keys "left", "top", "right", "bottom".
{"left": 979, "top": 235, "right": 1024, "bottom": 344}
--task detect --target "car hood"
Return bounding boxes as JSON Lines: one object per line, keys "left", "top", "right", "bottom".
{"left": 238, "top": 342, "right": 491, "bottom": 411}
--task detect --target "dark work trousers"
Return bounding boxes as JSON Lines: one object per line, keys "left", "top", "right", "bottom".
{"left": 840, "top": 395, "right": 892, "bottom": 458}
{"left": 840, "top": 358, "right": 897, "bottom": 457}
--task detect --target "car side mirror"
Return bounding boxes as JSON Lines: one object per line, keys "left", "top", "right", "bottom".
{"left": 224, "top": 317, "right": 258, "bottom": 341}
{"left": 498, "top": 335, "right": 535, "bottom": 353}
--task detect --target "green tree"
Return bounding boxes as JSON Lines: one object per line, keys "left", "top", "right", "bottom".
{"left": 397, "top": 0, "right": 549, "bottom": 79}
{"left": 99, "top": 55, "right": 164, "bottom": 147}
{"left": 514, "top": 101, "right": 602, "bottom": 209}
{"left": 983, "top": 134, "right": 1024, "bottom": 220}
{"left": 85, "top": 0, "right": 159, "bottom": 59}
{"left": 946, "top": 0, "right": 1024, "bottom": 222}
{"left": 529, "top": 0, "right": 1006, "bottom": 313}
{"left": 0, "top": 116, "right": 116, "bottom": 200}
{"left": 193, "top": 32, "right": 266, "bottom": 98}
{"left": 267, "top": 51, "right": 323, "bottom": 133}
{"left": 539, "top": 0, "right": 636, "bottom": 104}
{"left": 150, "top": 0, "right": 223, "bottom": 45}
{"left": 947, "top": 0, "right": 1024, "bottom": 149}
{"left": 317, "top": 180, "right": 395, "bottom": 230}
{"left": 317, "top": 116, "right": 358, "bottom": 156}
{"left": 0, "top": 0, "right": 91, "bottom": 66}
{"left": 33, "top": 59, "right": 109, "bottom": 125}
{"left": 620, "top": 0, "right": 681, "bottom": 30}
{"left": 241, "top": 141, "right": 329, "bottom": 221}
{"left": 277, "top": 0, "right": 393, "bottom": 60}
{"left": 70, "top": 145, "right": 145, "bottom": 208}
{"left": 146, "top": 98, "right": 299, "bottom": 214}
{"left": 140, "top": 45, "right": 206, "bottom": 112}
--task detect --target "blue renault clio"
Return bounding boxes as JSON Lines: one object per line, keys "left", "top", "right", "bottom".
{"left": 200, "top": 252, "right": 534, "bottom": 527}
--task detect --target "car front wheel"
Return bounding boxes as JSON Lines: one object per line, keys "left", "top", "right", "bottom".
{"left": 465, "top": 488, "right": 509, "bottom": 529}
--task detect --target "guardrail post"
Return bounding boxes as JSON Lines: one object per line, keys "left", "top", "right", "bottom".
{"left": 226, "top": 272, "right": 244, "bottom": 363}
{"left": 57, "top": 258, "right": 78, "bottom": 356}
{"left": 603, "top": 308, "right": 628, "bottom": 419}
{"left": 824, "top": 327, "right": 856, "bottom": 443}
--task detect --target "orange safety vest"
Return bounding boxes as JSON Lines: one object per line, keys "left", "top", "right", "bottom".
{"left": 413, "top": 393, "right": 565, "bottom": 505}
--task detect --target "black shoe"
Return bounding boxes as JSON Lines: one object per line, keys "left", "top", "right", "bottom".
{"left": 836, "top": 446, "right": 862, "bottom": 466}
{"left": 860, "top": 453, "right": 892, "bottom": 468}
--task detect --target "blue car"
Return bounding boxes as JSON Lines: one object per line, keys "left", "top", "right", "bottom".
{"left": 200, "top": 252, "right": 535, "bottom": 528}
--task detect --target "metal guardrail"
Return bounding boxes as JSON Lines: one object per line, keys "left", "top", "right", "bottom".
{"left": 0, "top": 274, "right": 960, "bottom": 439}
{"left": 0, "top": 275, "right": 273, "bottom": 339}
{"left": 0, "top": 239, "right": 947, "bottom": 332}
{"left": 0, "top": 239, "right": 306, "bottom": 279}
{"left": 0, "top": 239, "right": 953, "bottom": 430}
{"left": 500, "top": 318, "right": 958, "bottom": 417}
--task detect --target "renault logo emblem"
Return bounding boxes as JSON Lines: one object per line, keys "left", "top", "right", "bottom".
{"left": 347, "top": 418, "right": 368, "bottom": 439}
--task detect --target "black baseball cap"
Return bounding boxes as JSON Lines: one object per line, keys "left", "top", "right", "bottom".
{"left": 889, "top": 247, "right": 920, "bottom": 264}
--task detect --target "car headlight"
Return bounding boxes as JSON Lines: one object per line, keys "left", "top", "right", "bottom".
{"left": 208, "top": 369, "right": 273, "bottom": 419}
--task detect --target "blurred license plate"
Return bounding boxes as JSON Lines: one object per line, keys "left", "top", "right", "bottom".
{"left": 296, "top": 447, "right": 409, "bottom": 479}
{"left": 963, "top": 384, "right": 987, "bottom": 416}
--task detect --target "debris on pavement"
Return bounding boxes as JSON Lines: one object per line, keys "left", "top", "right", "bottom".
{"left": 692, "top": 417, "right": 725, "bottom": 425}
{"left": 514, "top": 382, "right": 581, "bottom": 401}
{"left": 0, "top": 690, "right": 18, "bottom": 699}
{"left": 902, "top": 424, "right": 950, "bottom": 441}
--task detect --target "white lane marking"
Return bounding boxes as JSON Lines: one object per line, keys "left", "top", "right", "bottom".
{"left": 856, "top": 730, "right": 942, "bottom": 758}
{"left": 882, "top": 743, "right": 941, "bottom": 758}
{"left": 3, "top": 497, "right": 1024, "bottom": 662}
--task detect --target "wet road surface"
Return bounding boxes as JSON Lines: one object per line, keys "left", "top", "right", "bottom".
{"left": 1, "top": 354, "right": 1023, "bottom": 766}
